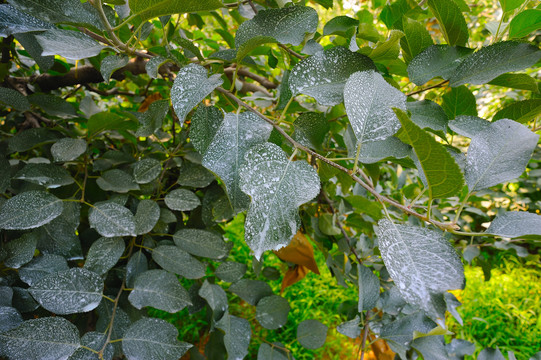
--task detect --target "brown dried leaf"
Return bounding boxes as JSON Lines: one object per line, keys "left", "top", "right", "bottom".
{"left": 274, "top": 231, "right": 320, "bottom": 274}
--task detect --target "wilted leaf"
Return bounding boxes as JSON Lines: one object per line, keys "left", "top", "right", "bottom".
{"left": 281, "top": 265, "right": 310, "bottom": 293}
{"left": 274, "top": 231, "right": 320, "bottom": 274}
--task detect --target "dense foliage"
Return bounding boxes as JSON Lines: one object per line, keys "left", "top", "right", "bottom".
{"left": 0, "top": 0, "right": 540, "bottom": 359}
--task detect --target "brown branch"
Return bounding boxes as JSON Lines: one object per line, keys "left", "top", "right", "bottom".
{"left": 279, "top": 44, "right": 305, "bottom": 60}
{"left": 359, "top": 311, "right": 371, "bottom": 360}
{"left": 224, "top": 67, "right": 278, "bottom": 89}
{"left": 215, "top": 87, "right": 459, "bottom": 232}
{"left": 406, "top": 80, "right": 449, "bottom": 96}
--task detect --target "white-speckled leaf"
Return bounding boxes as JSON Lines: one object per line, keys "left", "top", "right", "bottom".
{"left": 100, "top": 54, "right": 129, "bottom": 83}
{"left": 164, "top": 188, "right": 200, "bottom": 211}
{"left": 289, "top": 46, "right": 375, "bottom": 106}
{"left": 84, "top": 237, "right": 125, "bottom": 276}
{"left": 14, "top": 163, "right": 74, "bottom": 189}
{"left": 0, "top": 87, "right": 30, "bottom": 112}
{"left": 29, "top": 268, "right": 103, "bottom": 314}
{"left": 256, "top": 295, "right": 290, "bottom": 330}
{"left": 0, "top": 307, "right": 22, "bottom": 333}
{"left": 202, "top": 112, "right": 272, "bottom": 214}
{"left": 171, "top": 64, "right": 223, "bottom": 125}
{"left": 35, "top": 29, "right": 105, "bottom": 60}
{"left": 173, "top": 228, "right": 230, "bottom": 259}
{"left": 216, "top": 313, "right": 251, "bottom": 360}
{"left": 88, "top": 201, "right": 136, "bottom": 237}
{"left": 487, "top": 212, "right": 541, "bottom": 239}
{"left": 465, "top": 119, "right": 539, "bottom": 192}
{"left": 133, "top": 158, "right": 161, "bottom": 184}
{"left": 239, "top": 143, "right": 320, "bottom": 259}
{"left": 215, "top": 261, "right": 247, "bottom": 283}
{"left": 358, "top": 265, "right": 380, "bottom": 312}
{"left": 177, "top": 161, "right": 216, "bottom": 188}
{"left": 3, "top": 233, "right": 37, "bottom": 268}
{"left": 19, "top": 254, "right": 69, "bottom": 286}
{"left": 229, "top": 279, "right": 273, "bottom": 306}
{"left": 375, "top": 219, "right": 464, "bottom": 321}
{"left": 0, "top": 191, "right": 63, "bottom": 230}
{"left": 144, "top": 56, "right": 169, "bottom": 79}
{"left": 51, "top": 138, "right": 87, "bottom": 162}
{"left": 122, "top": 318, "right": 192, "bottom": 360}
{"left": 152, "top": 245, "right": 206, "bottom": 279}
{"left": 407, "top": 100, "right": 448, "bottom": 136}
{"left": 135, "top": 99, "right": 169, "bottom": 137}
{"left": 344, "top": 70, "right": 406, "bottom": 143}
{"left": 134, "top": 199, "right": 160, "bottom": 235}
{"left": 448, "top": 116, "right": 491, "bottom": 138}
{"left": 235, "top": 5, "right": 318, "bottom": 60}
{"left": 0, "top": 317, "right": 80, "bottom": 360}
{"left": 344, "top": 127, "right": 410, "bottom": 163}
{"left": 97, "top": 169, "right": 140, "bottom": 193}
{"left": 337, "top": 315, "right": 361, "bottom": 339}
{"left": 0, "top": 4, "right": 54, "bottom": 37}
{"left": 68, "top": 331, "right": 113, "bottom": 360}
{"left": 126, "top": 251, "right": 148, "bottom": 288}
{"left": 199, "top": 280, "right": 228, "bottom": 322}
{"left": 297, "top": 319, "right": 327, "bottom": 349}
{"left": 190, "top": 105, "right": 224, "bottom": 154}
{"left": 128, "top": 269, "right": 191, "bottom": 313}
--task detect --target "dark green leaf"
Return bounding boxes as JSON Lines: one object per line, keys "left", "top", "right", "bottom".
{"left": 229, "top": 279, "right": 273, "bottom": 306}
{"left": 87, "top": 112, "right": 137, "bottom": 138}
{"left": 202, "top": 112, "right": 272, "bottom": 214}
{"left": 0, "top": 307, "right": 23, "bottom": 333}
{"left": 407, "top": 100, "right": 448, "bottom": 135}
{"left": 337, "top": 316, "right": 361, "bottom": 339}
{"left": 152, "top": 245, "right": 206, "bottom": 279}
{"left": 380, "top": 312, "right": 436, "bottom": 358}
{"left": 190, "top": 105, "right": 224, "bottom": 154}
{"left": 465, "top": 119, "right": 539, "bottom": 192}
{"left": 256, "top": 295, "right": 290, "bottom": 329}
{"left": 19, "top": 254, "right": 68, "bottom": 286}
{"left": 29, "top": 268, "right": 103, "bottom": 314}
{"left": 0, "top": 4, "right": 54, "bottom": 37}
{"left": 128, "top": 269, "right": 191, "bottom": 312}
{"left": 84, "top": 237, "right": 125, "bottom": 276}
{"left": 128, "top": 0, "right": 223, "bottom": 22}
{"left": 88, "top": 201, "right": 136, "bottom": 237}
{"left": 134, "top": 199, "right": 160, "bottom": 235}
{"left": 323, "top": 16, "right": 358, "bottom": 36}
{"left": 358, "top": 265, "right": 380, "bottom": 311}
{"left": 487, "top": 211, "right": 541, "bottom": 239}
{"left": 289, "top": 46, "right": 376, "bottom": 106}
{"left": 133, "top": 158, "right": 161, "bottom": 184}
{"left": 122, "top": 318, "right": 192, "bottom": 360}
{"left": 135, "top": 99, "right": 169, "bottom": 137}
{"left": 216, "top": 313, "right": 251, "bottom": 360}
{"left": 0, "top": 317, "right": 79, "bottom": 360}
{"left": 488, "top": 73, "right": 539, "bottom": 92}
{"left": 171, "top": 64, "right": 223, "bottom": 125}
{"left": 199, "top": 280, "right": 228, "bottom": 322}
{"left": 297, "top": 319, "right": 328, "bottom": 349}
{"left": 8, "top": 128, "right": 60, "bottom": 153}
{"left": 100, "top": 55, "right": 129, "bottom": 84}
{"left": 427, "top": 0, "right": 469, "bottom": 46}
{"left": 35, "top": 29, "right": 105, "bottom": 60}
{"left": 478, "top": 348, "right": 506, "bottom": 360}
{"left": 442, "top": 86, "right": 477, "bottom": 119}
{"left": 15, "top": 32, "right": 54, "bottom": 70}
{"left": 14, "top": 163, "right": 74, "bottom": 189}
{"left": 493, "top": 99, "right": 541, "bottom": 123}
{"left": 344, "top": 129, "right": 410, "bottom": 164}
{"left": 0, "top": 157, "right": 10, "bottom": 194}
{"left": 293, "top": 112, "right": 330, "bottom": 151}
{"left": 215, "top": 261, "right": 247, "bottom": 283}
{"left": 450, "top": 41, "right": 541, "bottom": 87}
{"left": 51, "top": 138, "right": 87, "bottom": 162}
{"left": 0, "top": 87, "right": 30, "bottom": 111}
{"left": 239, "top": 143, "right": 320, "bottom": 259}
{"left": 69, "top": 332, "right": 113, "bottom": 360}
{"left": 126, "top": 251, "right": 148, "bottom": 288}
{"left": 258, "top": 342, "right": 292, "bottom": 360}
{"left": 164, "top": 188, "right": 200, "bottom": 211}
{"left": 446, "top": 339, "right": 476, "bottom": 360}
{"left": 3, "top": 233, "right": 37, "bottom": 269}
{"left": 0, "top": 191, "right": 63, "bottom": 230}
{"left": 173, "top": 228, "right": 229, "bottom": 259}
{"left": 28, "top": 94, "right": 77, "bottom": 118}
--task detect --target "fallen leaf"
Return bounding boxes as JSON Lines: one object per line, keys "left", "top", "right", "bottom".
{"left": 274, "top": 231, "right": 320, "bottom": 274}
{"left": 281, "top": 265, "right": 310, "bottom": 293}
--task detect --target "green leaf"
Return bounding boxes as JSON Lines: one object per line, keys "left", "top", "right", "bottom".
{"left": 201, "top": 112, "right": 272, "bottom": 214}
{"left": 488, "top": 73, "right": 539, "bottom": 92}
{"left": 235, "top": 6, "right": 318, "bottom": 60}
{"left": 128, "top": 0, "right": 222, "bottom": 22}
{"left": 229, "top": 279, "right": 273, "bottom": 306}
{"left": 173, "top": 228, "right": 230, "bottom": 260}
{"left": 128, "top": 269, "right": 191, "bottom": 313}
{"left": 177, "top": 161, "right": 216, "bottom": 188}
{"left": 190, "top": 105, "right": 224, "bottom": 154}
{"left": 0, "top": 317, "right": 80, "bottom": 360}
{"left": 380, "top": 312, "right": 436, "bottom": 358}
{"left": 0, "top": 307, "right": 23, "bottom": 333}
{"left": 258, "top": 342, "right": 292, "bottom": 360}
{"left": 345, "top": 70, "right": 407, "bottom": 143}
{"left": 126, "top": 251, "right": 148, "bottom": 288}
{"left": 337, "top": 316, "right": 361, "bottom": 339}
{"left": 344, "top": 129, "right": 410, "bottom": 164}
{"left": 35, "top": 29, "right": 105, "bottom": 60}
{"left": 395, "top": 108, "right": 464, "bottom": 198}
{"left": 0, "top": 191, "right": 63, "bottom": 230}
{"left": 133, "top": 158, "right": 161, "bottom": 184}
{"left": 144, "top": 56, "right": 169, "bottom": 79}
{"left": 448, "top": 115, "right": 491, "bottom": 138}
{"left": 323, "top": 16, "right": 358, "bottom": 36}
{"left": 0, "top": 156, "right": 10, "bottom": 194}
{"left": 0, "top": 4, "right": 54, "bottom": 37}
{"left": 0, "top": 87, "right": 30, "bottom": 111}
{"left": 216, "top": 313, "right": 251, "bottom": 360}
{"left": 293, "top": 112, "right": 330, "bottom": 151}
{"left": 88, "top": 112, "right": 137, "bottom": 138}
{"left": 171, "top": 64, "right": 223, "bottom": 125}
{"left": 51, "top": 138, "right": 87, "bottom": 162}
{"left": 407, "top": 100, "right": 449, "bottom": 136}
{"left": 3, "top": 233, "right": 37, "bottom": 269}
{"left": 407, "top": 45, "right": 473, "bottom": 86}
{"left": 442, "top": 85, "right": 477, "bottom": 119}
{"left": 256, "top": 295, "right": 290, "bottom": 330}
{"left": 152, "top": 245, "right": 206, "bottom": 279}
{"left": 449, "top": 41, "right": 541, "bottom": 87}
{"left": 478, "top": 348, "right": 506, "bottom": 360}
{"left": 135, "top": 99, "right": 169, "bottom": 137}
{"left": 29, "top": 268, "right": 103, "bottom": 314}
{"left": 369, "top": 29, "right": 404, "bottom": 62}
{"left": 289, "top": 46, "right": 376, "bottom": 106}
{"left": 84, "top": 237, "right": 125, "bottom": 276}
{"left": 493, "top": 99, "right": 541, "bottom": 123}
{"left": 14, "top": 163, "right": 74, "bottom": 189}
{"left": 100, "top": 54, "right": 129, "bottom": 84}
{"left": 97, "top": 169, "right": 140, "bottom": 193}
{"left": 122, "top": 318, "right": 192, "bottom": 360}
{"left": 215, "top": 261, "right": 247, "bottom": 283}
{"left": 19, "top": 254, "right": 68, "bottom": 286}
{"left": 88, "top": 201, "right": 136, "bottom": 237}
{"left": 297, "top": 319, "right": 328, "bottom": 349}
{"left": 239, "top": 143, "right": 320, "bottom": 259}
{"left": 69, "top": 332, "right": 113, "bottom": 360}
{"left": 465, "top": 119, "right": 539, "bottom": 192}
{"left": 509, "top": 9, "right": 541, "bottom": 38}
{"left": 499, "top": 0, "right": 526, "bottom": 13}
{"left": 358, "top": 265, "right": 380, "bottom": 312}
{"left": 400, "top": 18, "right": 434, "bottom": 63}
{"left": 8, "top": 128, "right": 60, "bottom": 153}
{"left": 487, "top": 212, "right": 541, "bottom": 239}
{"left": 15, "top": 32, "right": 54, "bottom": 71}
{"left": 199, "top": 279, "right": 228, "bottom": 322}
{"left": 134, "top": 199, "right": 160, "bottom": 235}
{"left": 427, "top": 0, "right": 469, "bottom": 46}
{"left": 376, "top": 219, "right": 464, "bottom": 323}
{"left": 319, "top": 213, "right": 341, "bottom": 236}
{"left": 164, "top": 188, "right": 200, "bottom": 211}
{"left": 28, "top": 94, "right": 77, "bottom": 118}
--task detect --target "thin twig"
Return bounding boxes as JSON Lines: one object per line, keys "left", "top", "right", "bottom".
{"left": 279, "top": 44, "right": 305, "bottom": 60}
{"left": 359, "top": 310, "right": 371, "bottom": 360}
{"left": 406, "top": 80, "right": 449, "bottom": 96}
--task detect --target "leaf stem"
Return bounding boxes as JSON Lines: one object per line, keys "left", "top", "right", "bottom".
{"left": 102, "top": 295, "right": 116, "bottom": 303}
{"left": 277, "top": 96, "right": 295, "bottom": 124}
{"left": 453, "top": 192, "right": 471, "bottom": 224}
{"left": 98, "top": 282, "right": 125, "bottom": 359}
{"left": 79, "top": 346, "right": 100, "bottom": 354}
{"left": 352, "top": 141, "right": 362, "bottom": 174}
